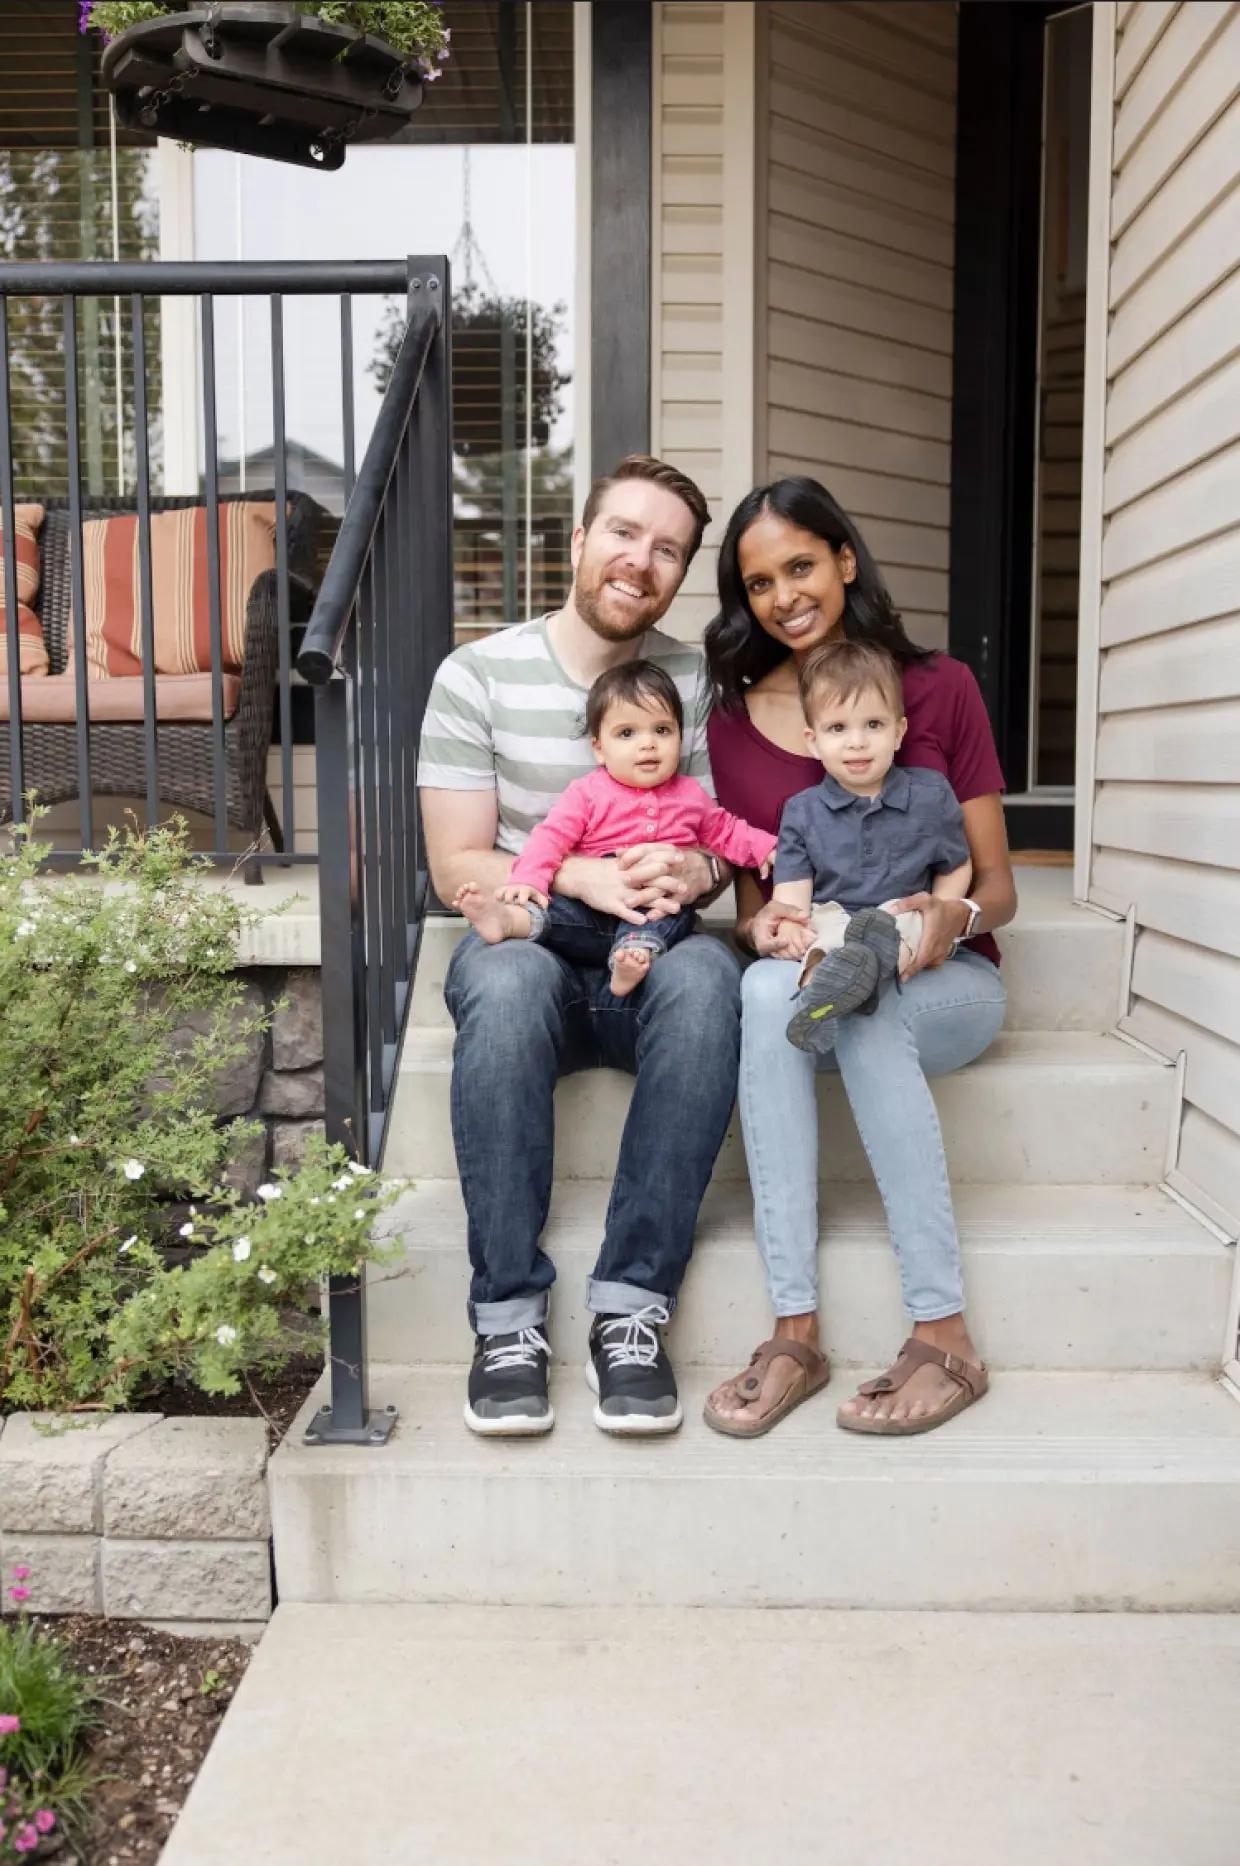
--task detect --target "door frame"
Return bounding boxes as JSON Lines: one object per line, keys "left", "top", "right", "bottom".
{"left": 949, "top": 0, "right": 1080, "bottom": 851}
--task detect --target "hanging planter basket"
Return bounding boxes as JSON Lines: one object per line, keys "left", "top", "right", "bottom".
{"left": 100, "top": 3, "right": 428, "bottom": 171}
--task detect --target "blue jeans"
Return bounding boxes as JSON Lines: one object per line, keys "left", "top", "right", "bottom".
{"left": 738, "top": 949, "right": 1007, "bottom": 1321}
{"left": 529, "top": 895, "right": 699, "bottom": 1006}
{"left": 445, "top": 922, "right": 741, "bottom": 1333}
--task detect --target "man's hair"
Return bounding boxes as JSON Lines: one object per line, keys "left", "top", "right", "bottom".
{"left": 798, "top": 638, "right": 904, "bottom": 724}
{"left": 581, "top": 454, "right": 711, "bottom": 565}
{"left": 586, "top": 660, "right": 685, "bottom": 740}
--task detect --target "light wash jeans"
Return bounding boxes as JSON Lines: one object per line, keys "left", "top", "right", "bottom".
{"left": 738, "top": 949, "right": 1007, "bottom": 1322}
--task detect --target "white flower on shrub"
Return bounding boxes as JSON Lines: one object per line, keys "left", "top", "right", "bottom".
{"left": 232, "top": 1237, "right": 252, "bottom": 1263}
{"left": 332, "top": 1176, "right": 352, "bottom": 1192}
{"left": 122, "top": 1159, "right": 145, "bottom": 1181}
{"left": 309, "top": 1197, "right": 321, "bottom": 1208}
{"left": 13, "top": 920, "right": 35, "bottom": 939}
{"left": 353, "top": 1208, "right": 367, "bottom": 1221}
{"left": 257, "top": 1266, "right": 277, "bottom": 1285}
{"left": 256, "top": 1183, "right": 281, "bottom": 1202}
{"left": 124, "top": 960, "right": 137, "bottom": 974}
{"left": 215, "top": 1324, "right": 238, "bottom": 1347}
{"left": 347, "top": 1162, "right": 372, "bottom": 1178}
{"left": 119, "top": 1235, "right": 138, "bottom": 1254}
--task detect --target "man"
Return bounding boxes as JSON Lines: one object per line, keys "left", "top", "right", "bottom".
{"left": 418, "top": 454, "right": 741, "bottom": 1437}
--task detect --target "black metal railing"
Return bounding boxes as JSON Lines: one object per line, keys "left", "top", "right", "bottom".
{"left": 297, "top": 258, "right": 452, "bottom": 1445}
{"left": 0, "top": 258, "right": 419, "bottom": 873}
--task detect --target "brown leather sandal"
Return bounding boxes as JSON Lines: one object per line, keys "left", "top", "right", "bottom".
{"left": 836, "top": 1337, "right": 988, "bottom": 1437}
{"left": 703, "top": 1337, "right": 830, "bottom": 1439}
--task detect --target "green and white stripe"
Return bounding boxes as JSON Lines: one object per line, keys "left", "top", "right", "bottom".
{"left": 417, "top": 615, "right": 714, "bottom": 853}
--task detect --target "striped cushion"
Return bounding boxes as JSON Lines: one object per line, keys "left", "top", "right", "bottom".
{"left": 0, "top": 503, "right": 48, "bottom": 678}
{"left": 69, "top": 502, "right": 278, "bottom": 680}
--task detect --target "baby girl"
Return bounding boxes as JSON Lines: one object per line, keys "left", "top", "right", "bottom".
{"left": 454, "top": 659, "right": 775, "bottom": 996}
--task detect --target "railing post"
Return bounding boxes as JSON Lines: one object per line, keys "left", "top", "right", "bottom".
{"left": 408, "top": 256, "right": 453, "bottom": 915}
{"left": 303, "top": 637, "right": 397, "bottom": 1447}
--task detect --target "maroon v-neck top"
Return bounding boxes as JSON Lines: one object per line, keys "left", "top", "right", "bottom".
{"left": 707, "top": 653, "right": 1005, "bottom": 967}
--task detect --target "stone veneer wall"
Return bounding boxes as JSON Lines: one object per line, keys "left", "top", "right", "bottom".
{"left": 206, "top": 968, "right": 327, "bottom": 1192}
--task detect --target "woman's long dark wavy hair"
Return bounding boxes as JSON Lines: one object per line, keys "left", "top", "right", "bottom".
{"left": 705, "top": 477, "right": 934, "bottom": 712}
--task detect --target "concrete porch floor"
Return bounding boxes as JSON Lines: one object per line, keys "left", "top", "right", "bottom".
{"left": 160, "top": 1604, "right": 1240, "bottom": 1865}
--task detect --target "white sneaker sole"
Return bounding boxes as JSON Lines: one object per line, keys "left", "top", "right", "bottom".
{"left": 463, "top": 1401, "right": 555, "bottom": 1437}
{"left": 584, "top": 1359, "right": 683, "bottom": 1435}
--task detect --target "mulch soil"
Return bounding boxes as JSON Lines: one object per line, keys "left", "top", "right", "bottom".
{"left": 134, "top": 1352, "right": 322, "bottom": 1446}
{"left": 33, "top": 1615, "right": 254, "bottom": 1865}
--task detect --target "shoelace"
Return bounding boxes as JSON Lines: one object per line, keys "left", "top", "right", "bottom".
{"left": 483, "top": 1327, "right": 550, "bottom": 1372}
{"left": 597, "top": 1304, "right": 670, "bottom": 1370}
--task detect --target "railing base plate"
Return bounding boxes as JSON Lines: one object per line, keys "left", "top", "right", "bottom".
{"left": 302, "top": 1402, "right": 399, "bottom": 1447}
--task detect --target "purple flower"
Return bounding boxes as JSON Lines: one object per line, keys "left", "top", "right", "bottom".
{"left": 34, "top": 1810, "right": 56, "bottom": 1834}
{"left": 0, "top": 1715, "right": 20, "bottom": 1736}
{"left": 78, "top": 1, "right": 93, "bottom": 33}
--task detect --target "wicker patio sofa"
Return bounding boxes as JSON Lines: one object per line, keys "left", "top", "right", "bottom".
{"left": 0, "top": 490, "right": 324, "bottom": 853}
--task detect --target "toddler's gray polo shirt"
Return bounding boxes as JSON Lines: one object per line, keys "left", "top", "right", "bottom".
{"left": 773, "top": 766, "right": 970, "bottom": 912}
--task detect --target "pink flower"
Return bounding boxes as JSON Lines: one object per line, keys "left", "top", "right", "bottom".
{"left": 34, "top": 1809, "right": 56, "bottom": 1834}
{"left": 0, "top": 1715, "right": 20, "bottom": 1736}
{"left": 14, "top": 1823, "right": 37, "bottom": 1854}
{"left": 8, "top": 1586, "right": 29, "bottom": 1604}
{"left": 9, "top": 1566, "right": 29, "bottom": 1580}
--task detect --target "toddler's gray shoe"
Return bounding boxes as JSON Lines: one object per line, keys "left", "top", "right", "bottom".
{"left": 786, "top": 942, "right": 880, "bottom": 1056}
{"left": 843, "top": 907, "right": 903, "bottom": 981}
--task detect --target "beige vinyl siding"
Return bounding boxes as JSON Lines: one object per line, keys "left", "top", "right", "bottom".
{"left": 760, "top": 0, "right": 957, "bottom": 653}
{"left": 651, "top": 2, "right": 727, "bottom": 643}
{"left": 1088, "top": 0, "right": 1240, "bottom": 1237}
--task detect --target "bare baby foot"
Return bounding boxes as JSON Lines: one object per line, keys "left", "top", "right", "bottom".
{"left": 453, "top": 882, "right": 532, "bottom": 944}
{"left": 609, "top": 944, "right": 653, "bottom": 997}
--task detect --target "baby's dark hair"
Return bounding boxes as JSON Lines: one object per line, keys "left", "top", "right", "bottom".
{"left": 585, "top": 660, "right": 685, "bottom": 739}
{"left": 798, "top": 638, "right": 903, "bottom": 725}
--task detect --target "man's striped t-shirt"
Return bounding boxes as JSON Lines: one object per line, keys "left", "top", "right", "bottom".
{"left": 416, "top": 615, "right": 714, "bottom": 856}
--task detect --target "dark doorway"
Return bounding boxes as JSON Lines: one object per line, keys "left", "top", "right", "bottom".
{"left": 949, "top": 1, "right": 1092, "bottom": 850}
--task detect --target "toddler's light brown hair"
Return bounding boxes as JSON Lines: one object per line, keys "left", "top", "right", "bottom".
{"left": 797, "top": 639, "right": 903, "bottom": 726}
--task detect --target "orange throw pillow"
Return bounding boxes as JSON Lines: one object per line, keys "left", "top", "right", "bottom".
{"left": 0, "top": 503, "right": 49, "bottom": 678}
{"left": 70, "top": 501, "right": 277, "bottom": 680}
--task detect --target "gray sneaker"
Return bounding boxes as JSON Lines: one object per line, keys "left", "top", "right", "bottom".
{"left": 786, "top": 941, "right": 880, "bottom": 1056}
{"left": 464, "top": 1327, "right": 554, "bottom": 1436}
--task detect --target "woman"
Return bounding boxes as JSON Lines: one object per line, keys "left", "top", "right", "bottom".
{"left": 702, "top": 478, "right": 1016, "bottom": 1438}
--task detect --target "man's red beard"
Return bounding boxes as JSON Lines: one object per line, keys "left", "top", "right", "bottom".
{"left": 574, "top": 560, "right": 664, "bottom": 642}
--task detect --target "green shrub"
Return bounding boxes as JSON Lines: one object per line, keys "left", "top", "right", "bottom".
{"left": 0, "top": 1600, "right": 99, "bottom": 1851}
{"left": 0, "top": 820, "right": 398, "bottom": 1413}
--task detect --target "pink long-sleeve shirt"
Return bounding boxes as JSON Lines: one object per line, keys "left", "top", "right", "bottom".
{"left": 508, "top": 765, "right": 777, "bottom": 895}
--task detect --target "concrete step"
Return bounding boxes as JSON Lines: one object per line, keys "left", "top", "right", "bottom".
{"left": 367, "top": 1180, "right": 1230, "bottom": 1373}
{"left": 410, "top": 873, "right": 1123, "bottom": 1034}
{"left": 384, "top": 1028, "right": 1173, "bottom": 1185}
{"left": 160, "top": 1603, "right": 1240, "bottom": 1866}
{"left": 271, "top": 1366, "right": 1240, "bottom": 1610}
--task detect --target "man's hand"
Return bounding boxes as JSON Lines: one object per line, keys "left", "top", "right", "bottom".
{"left": 887, "top": 893, "right": 969, "bottom": 978}
{"left": 616, "top": 843, "right": 715, "bottom": 906}
{"left": 748, "top": 898, "right": 814, "bottom": 961}
{"left": 555, "top": 854, "right": 654, "bottom": 925}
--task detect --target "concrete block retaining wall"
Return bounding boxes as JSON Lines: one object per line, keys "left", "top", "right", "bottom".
{"left": 0, "top": 1415, "right": 272, "bottom": 1627}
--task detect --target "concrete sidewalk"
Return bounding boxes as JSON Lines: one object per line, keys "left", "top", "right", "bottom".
{"left": 161, "top": 1604, "right": 1240, "bottom": 1865}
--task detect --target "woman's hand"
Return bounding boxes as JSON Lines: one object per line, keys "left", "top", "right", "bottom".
{"left": 747, "top": 898, "right": 814, "bottom": 960}
{"left": 888, "top": 893, "right": 970, "bottom": 978}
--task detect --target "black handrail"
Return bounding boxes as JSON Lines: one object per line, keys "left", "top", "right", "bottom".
{"left": 298, "top": 256, "right": 453, "bottom": 1449}
{"left": 297, "top": 292, "right": 441, "bottom": 685}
